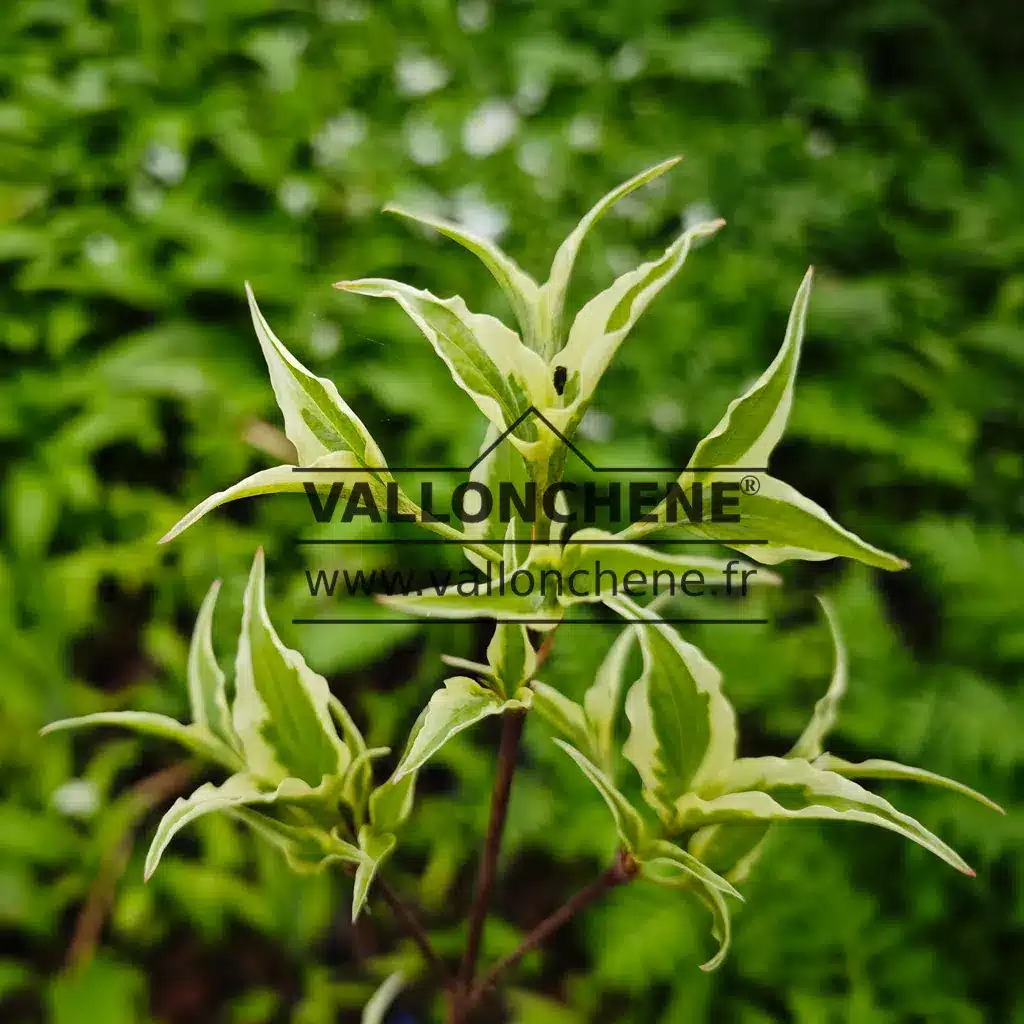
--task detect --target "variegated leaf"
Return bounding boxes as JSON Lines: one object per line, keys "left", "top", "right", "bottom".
{"left": 41, "top": 712, "right": 242, "bottom": 772}
{"left": 560, "top": 529, "right": 780, "bottom": 603}
{"left": 582, "top": 626, "right": 637, "bottom": 773}
{"left": 678, "top": 756, "right": 974, "bottom": 876}
{"left": 686, "top": 821, "right": 773, "bottom": 882}
{"left": 694, "top": 879, "right": 732, "bottom": 971}
{"left": 486, "top": 621, "right": 537, "bottom": 697}
{"left": 145, "top": 773, "right": 328, "bottom": 880}
{"left": 377, "top": 573, "right": 559, "bottom": 626}
{"left": 623, "top": 473, "right": 908, "bottom": 570}
{"left": 336, "top": 279, "right": 551, "bottom": 435}
{"left": 187, "top": 579, "right": 237, "bottom": 749}
{"left": 814, "top": 755, "right": 1004, "bottom": 814}
{"left": 538, "top": 157, "right": 682, "bottom": 358}
{"left": 639, "top": 838, "right": 743, "bottom": 900}
{"left": 341, "top": 747, "right": 391, "bottom": 825}
{"left": 362, "top": 971, "right": 407, "bottom": 1024}
{"left": 688, "top": 269, "right": 814, "bottom": 472}
{"left": 229, "top": 808, "right": 365, "bottom": 874}
{"left": 369, "top": 771, "right": 418, "bottom": 833}
{"left": 609, "top": 597, "right": 737, "bottom": 820}
{"left": 159, "top": 450, "right": 370, "bottom": 544}
{"left": 554, "top": 218, "right": 724, "bottom": 407}
{"left": 529, "top": 682, "right": 591, "bottom": 754}
{"left": 463, "top": 424, "right": 533, "bottom": 571}
{"left": 352, "top": 826, "right": 397, "bottom": 921}
{"left": 233, "top": 549, "right": 350, "bottom": 786}
{"left": 638, "top": 855, "right": 734, "bottom": 970}
{"left": 554, "top": 739, "right": 645, "bottom": 852}
{"left": 789, "top": 596, "right": 848, "bottom": 760}
{"left": 384, "top": 203, "right": 539, "bottom": 346}
{"left": 247, "top": 283, "right": 386, "bottom": 467}
{"left": 328, "top": 694, "right": 382, "bottom": 824}
{"left": 392, "top": 677, "right": 522, "bottom": 781}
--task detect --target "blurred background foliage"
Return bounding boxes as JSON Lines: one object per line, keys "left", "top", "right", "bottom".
{"left": 1, "top": 0, "right": 1022, "bottom": 1021}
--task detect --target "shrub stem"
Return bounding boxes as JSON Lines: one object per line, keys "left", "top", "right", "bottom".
{"left": 376, "top": 877, "right": 450, "bottom": 982}
{"left": 456, "top": 708, "right": 528, "bottom": 997}
{"left": 466, "top": 848, "right": 637, "bottom": 1011}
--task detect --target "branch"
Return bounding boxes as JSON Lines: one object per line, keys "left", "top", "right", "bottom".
{"left": 466, "top": 848, "right": 637, "bottom": 1008}
{"left": 376, "top": 876, "right": 451, "bottom": 983}
{"left": 456, "top": 708, "right": 528, "bottom": 994}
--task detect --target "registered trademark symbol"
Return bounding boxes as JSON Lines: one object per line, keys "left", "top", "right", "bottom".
{"left": 741, "top": 474, "right": 761, "bottom": 494}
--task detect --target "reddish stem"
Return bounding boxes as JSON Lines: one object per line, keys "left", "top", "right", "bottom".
{"left": 466, "top": 848, "right": 637, "bottom": 1009}
{"left": 456, "top": 708, "right": 527, "bottom": 997}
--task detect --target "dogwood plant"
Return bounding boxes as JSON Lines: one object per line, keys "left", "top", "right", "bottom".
{"left": 45, "top": 160, "right": 999, "bottom": 1023}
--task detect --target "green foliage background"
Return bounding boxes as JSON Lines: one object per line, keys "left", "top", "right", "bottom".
{"left": 1, "top": 1, "right": 1021, "bottom": 1021}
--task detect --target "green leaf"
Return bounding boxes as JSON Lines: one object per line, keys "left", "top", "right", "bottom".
{"left": 336, "top": 278, "right": 550, "bottom": 436}
{"left": 229, "top": 808, "right": 366, "bottom": 874}
{"left": 385, "top": 203, "right": 539, "bottom": 345}
{"left": 341, "top": 746, "right": 392, "bottom": 822}
{"left": 554, "top": 739, "right": 645, "bottom": 852}
{"left": 233, "top": 548, "right": 350, "bottom": 786}
{"left": 539, "top": 157, "right": 682, "bottom": 358}
{"left": 638, "top": 853, "right": 734, "bottom": 971}
{"left": 361, "top": 971, "right": 407, "bottom": 1024}
{"left": 560, "top": 529, "right": 781, "bottom": 602}
{"left": 677, "top": 756, "right": 975, "bottom": 876}
{"left": 610, "top": 597, "right": 736, "bottom": 820}
{"left": 639, "top": 838, "right": 743, "bottom": 900}
{"left": 377, "top": 574, "right": 558, "bottom": 625}
{"left": 352, "top": 827, "right": 397, "bottom": 921}
{"left": 688, "top": 268, "right": 814, "bottom": 471}
{"left": 41, "top": 712, "right": 242, "bottom": 772}
{"left": 583, "top": 626, "right": 636, "bottom": 773}
{"left": 463, "top": 424, "right": 533, "bottom": 571}
{"left": 393, "top": 677, "right": 516, "bottom": 780}
{"left": 487, "top": 622, "right": 537, "bottom": 696}
{"left": 329, "top": 696, "right": 376, "bottom": 819}
{"left": 158, "top": 450, "right": 368, "bottom": 544}
{"left": 529, "top": 681, "right": 591, "bottom": 753}
{"left": 686, "top": 821, "right": 773, "bottom": 882}
{"left": 187, "top": 579, "right": 237, "bottom": 749}
{"left": 145, "top": 773, "right": 328, "bottom": 880}
{"left": 369, "top": 770, "right": 418, "bottom": 833}
{"left": 625, "top": 473, "right": 908, "bottom": 570}
{"left": 246, "top": 282, "right": 386, "bottom": 466}
{"left": 693, "top": 880, "right": 732, "bottom": 972}
{"left": 814, "top": 755, "right": 1005, "bottom": 814}
{"left": 789, "top": 596, "right": 848, "bottom": 760}
{"left": 554, "top": 218, "right": 724, "bottom": 407}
